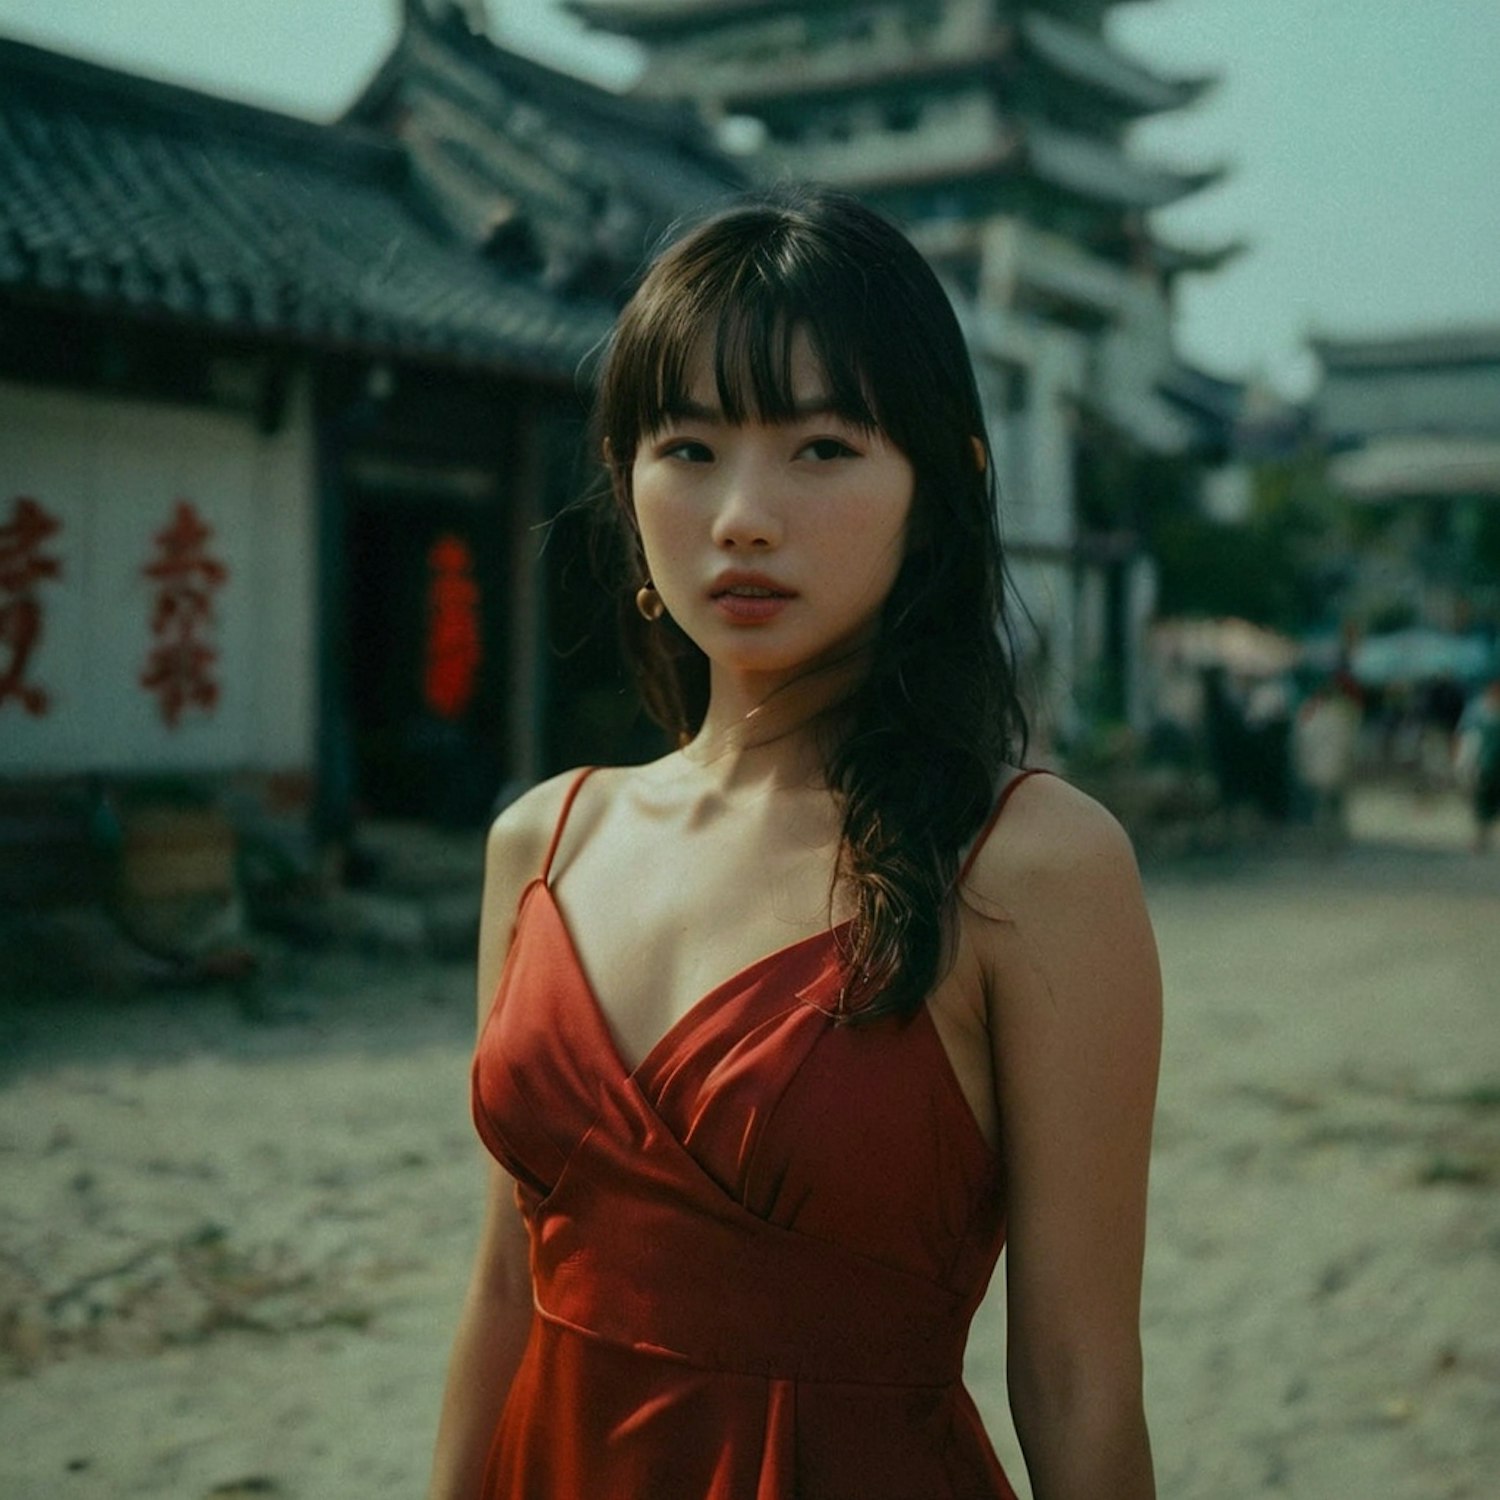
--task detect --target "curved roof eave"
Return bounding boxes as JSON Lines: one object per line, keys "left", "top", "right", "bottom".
{"left": 1020, "top": 11, "right": 1216, "bottom": 116}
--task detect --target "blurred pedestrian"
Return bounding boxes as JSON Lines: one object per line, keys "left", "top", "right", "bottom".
{"left": 1245, "top": 675, "right": 1293, "bottom": 821}
{"left": 1292, "top": 678, "right": 1360, "bottom": 847}
{"left": 1454, "top": 676, "right": 1500, "bottom": 852}
{"left": 1417, "top": 675, "right": 1466, "bottom": 792}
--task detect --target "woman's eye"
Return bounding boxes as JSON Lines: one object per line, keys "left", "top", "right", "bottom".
{"left": 661, "top": 439, "right": 713, "bottom": 463}
{"left": 799, "top": 437, "right": 858, "bottom": 461}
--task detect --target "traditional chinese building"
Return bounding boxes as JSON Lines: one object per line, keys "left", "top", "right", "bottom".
{"left": 1314, "top": 325, "right": 1500, "bottom": 632}
{"left": 568, "top": 0, "right": 1238, "bottom": 740}
{"left": 0, "top": 3, "right": 737, "bottom": 869}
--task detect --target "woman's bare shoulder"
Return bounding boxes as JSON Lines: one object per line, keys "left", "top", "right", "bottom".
{"left": 963, "top": 770, "right": 1160, "bottom": 1099}
{"left": 483, "top": 760, "right": 664, "bottom": 886}
{"left": 484, "top": 768, "right": 593, "bottom": 887}
{"left": 475, "top": 769, "right": 604, "bottom": 1027}
{"left": 962, "top": 770, "right": 1146, "bottom": 932}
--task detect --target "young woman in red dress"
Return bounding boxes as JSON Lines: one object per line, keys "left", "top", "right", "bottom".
{"left": 428, "top": 188, "right": 1162, "bottom": 1500}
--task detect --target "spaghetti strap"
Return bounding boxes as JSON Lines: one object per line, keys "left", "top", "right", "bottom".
{"left": 959, "top": 767, "right": 1048, "bottom": 882}
{"left": 540, "top": 767, "right": 599, "bottom": 886}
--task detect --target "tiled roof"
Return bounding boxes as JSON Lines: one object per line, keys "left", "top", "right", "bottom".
{"left": 1312, "top": 327, "right": 1500, "bottom": 373}
{"left": 1024, "top": 120, "right": 1222, "bottom": 210}
{"left": 346, "top": 11, "right": 742, "bottom": 293}
{"left": 1156, "top": 361, "right": 1246, "bottom": 454}
{"left": 567, "top": 0, "right": 830, "bottom": 37}
{"left": 0, "top": 37, "right": 613, "bottom": 377}
{"left": 1149, "top": 233, "right": 1245, "bottom": 278}
{"left": 1018, "top": 11, "right": 1213, "bottom": 116}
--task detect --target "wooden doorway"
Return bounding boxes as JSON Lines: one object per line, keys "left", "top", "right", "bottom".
{"left": 344, "top": 460, "right": 508, "bottom": 824}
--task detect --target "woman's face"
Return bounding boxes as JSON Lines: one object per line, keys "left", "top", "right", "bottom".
{"left": 630, "top": 330, "right": 914, "bottom": 691}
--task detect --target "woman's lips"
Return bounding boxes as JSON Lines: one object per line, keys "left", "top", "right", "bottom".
{"left": 709, "top": 580, "right": 795, "bottom": 624}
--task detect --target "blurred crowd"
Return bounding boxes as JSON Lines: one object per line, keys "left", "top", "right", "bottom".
{"left": 1147, "top": 624, "right": 1500, "bottom": 853}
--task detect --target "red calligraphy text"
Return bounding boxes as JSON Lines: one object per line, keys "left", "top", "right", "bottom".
{"left": 140, "top": 500, "right": 228, "bottom": 727}
{"left": 0, "top": 496, "right": 63, "bottom": 716}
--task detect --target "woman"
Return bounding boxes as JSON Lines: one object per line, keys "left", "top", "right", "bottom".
{"left": 428, "top": 189, "right": 1162, "bottom": 1500}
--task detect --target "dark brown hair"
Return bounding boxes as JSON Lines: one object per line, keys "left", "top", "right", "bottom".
{"left": 593, "top": 187, "right": 1026, "bottom": 1020}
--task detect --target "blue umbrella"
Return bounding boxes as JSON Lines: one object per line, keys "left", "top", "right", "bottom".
{"left": 1351, "top": 629, "right": 1491, "bottom": 686}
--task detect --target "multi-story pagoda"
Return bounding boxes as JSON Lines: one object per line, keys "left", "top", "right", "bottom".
{"left": 568, "top": 0, "right": 1238, "bottom": 741}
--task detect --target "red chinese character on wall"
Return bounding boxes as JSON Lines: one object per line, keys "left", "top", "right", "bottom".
{"left": 140, "top": 500, "right": 228, "bottom": 727}
{"left": 423, "top": 532, "right": 483, "bottom": 721}
{"left": 0, "top": 495, "right": 63, "bottom": 717}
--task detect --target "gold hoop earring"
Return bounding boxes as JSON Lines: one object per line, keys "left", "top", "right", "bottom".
{"left": 635, "top": 582, "right": 665, "bottom": 622}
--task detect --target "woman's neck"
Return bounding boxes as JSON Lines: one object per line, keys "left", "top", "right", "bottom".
{"left": 683, "top": 653, "right": 867, "bottom": 796}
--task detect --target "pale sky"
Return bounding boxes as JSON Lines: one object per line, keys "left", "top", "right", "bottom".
{"left": 3, "top": 0, "right": 1498, "bottom": 396}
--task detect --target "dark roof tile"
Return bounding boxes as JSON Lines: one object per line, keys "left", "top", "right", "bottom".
{"left": 0, "top": 37, "right": 612, "bottom": 377}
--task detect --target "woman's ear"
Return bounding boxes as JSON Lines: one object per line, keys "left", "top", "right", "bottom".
{"left": 970, "top": 435, "right": 987, "bottom": 474}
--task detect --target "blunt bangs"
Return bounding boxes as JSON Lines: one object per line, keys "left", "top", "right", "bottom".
{"left": 600, "top": 208, "right": 909, "bottom": 473}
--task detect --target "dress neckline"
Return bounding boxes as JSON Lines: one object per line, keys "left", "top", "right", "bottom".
{"left": 532, "top": 877, "right": 849, "bottom": 1080}
{"left": 517, "top": 880, "right": 998, "bottom": 1166}
{"left": 520, "top": 763, "right": 1047, "bottom": 1157}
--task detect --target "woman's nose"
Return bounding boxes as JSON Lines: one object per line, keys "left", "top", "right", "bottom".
{"left": 709, "top": 457, "right": 783, "bottom": 549}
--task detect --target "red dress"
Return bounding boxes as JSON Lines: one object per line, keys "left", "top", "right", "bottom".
{"left": 471, "top": 769, "right": 1036, "bottom": 1499}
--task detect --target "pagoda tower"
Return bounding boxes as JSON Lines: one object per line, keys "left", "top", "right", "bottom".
{"left": 567, "top": 0, "right": 1239, "bottom": 742}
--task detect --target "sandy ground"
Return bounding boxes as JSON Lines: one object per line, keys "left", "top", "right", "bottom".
{"left": 1, "top": 785, "right": 1496, "bottom": 1499}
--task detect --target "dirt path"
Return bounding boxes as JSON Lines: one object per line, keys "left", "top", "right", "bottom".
{"left": 2, "top": 788, "right": 1496, "bottom": 1498}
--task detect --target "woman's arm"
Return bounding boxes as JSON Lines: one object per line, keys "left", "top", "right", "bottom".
{"left": 425, "top": 777, "right": 577, "bottom": 1500}
{"left": 969, "top": 776, "right": 1163, "bottom": 1500}
{"left": 425, "top": 1163, "right": 535, "bottom": 1500}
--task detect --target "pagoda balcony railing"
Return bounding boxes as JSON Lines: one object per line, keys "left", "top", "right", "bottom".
{"left": 634, "top": 7, "right": 995, "bottom": 105}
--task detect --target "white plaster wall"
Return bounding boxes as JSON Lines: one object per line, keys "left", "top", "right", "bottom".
{"left": 0, "top": 378, "right": 315, "bottom": 776}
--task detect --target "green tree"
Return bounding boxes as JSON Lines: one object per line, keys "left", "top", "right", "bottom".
{"left": 1147, "top": 445, "right": 1347, "bottom": 631}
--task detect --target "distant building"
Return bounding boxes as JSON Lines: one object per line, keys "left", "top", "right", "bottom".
{"left": 568, "top": 0, "right": 1240, "bottom": 740}
{"left": 1314, "top": 327, "right": 1500, "bottom": 630}
{"left": 0, "top": 2, "right": 738, "bottom": 860}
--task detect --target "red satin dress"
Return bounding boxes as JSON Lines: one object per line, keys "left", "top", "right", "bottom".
{"left": 471, "top": 769, "right": 1037, "bottom": 1499}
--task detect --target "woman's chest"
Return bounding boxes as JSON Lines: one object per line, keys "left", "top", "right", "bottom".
{"left": 553, "top": 819, "right": 842, "bottom": 1077}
